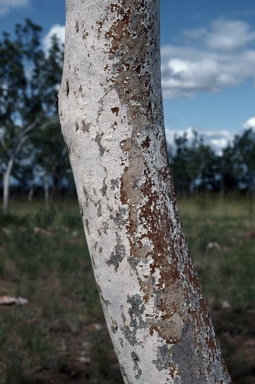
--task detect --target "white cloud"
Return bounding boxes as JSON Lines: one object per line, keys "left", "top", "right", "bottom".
{"left": 0, "top": 0, "right": 29, "bottom": 15}
{"left": 43, "top": 24, "right": 65, "bottom": 53}
{"left": 165, "top": 127, "right": 233, "bottom": 154}
{"left": 161, "top": 18, "right": 255, "bottom": 99}
{"left": 207, "top": 19, "right": 255, "bottom": 51}
{"left": 243, "top": 116, "right": 255, "bottom": 129}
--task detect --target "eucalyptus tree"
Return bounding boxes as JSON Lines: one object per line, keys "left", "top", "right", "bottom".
{"left": 59, "top": 1, "right": 231, "bottom": 382}
{"left": 218, "top": 144, "right": 239, "bottom": 197}
{"left": 169, "top": 130, "right": 217, "bottom": 195}
{"left": 233, "top": 128, "right": 255, "bottom": 195}
{"left": 0, "top": 20, "right": 64, "bottom": 213}
{"left": 32, "top": 119, "right": 68, "bottom": 205}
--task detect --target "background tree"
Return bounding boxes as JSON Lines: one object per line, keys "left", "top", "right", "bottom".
{"left": 59, "top": 0, "right": 231, "bottom": 382}
{"left": 0, "top": 19, "right": 64, "bottom": 213}
{"left": 32, "top": 119, "right": 68, "bottom": 205}
{"left": 233, "top": 128, "right": 255, "bottom": 195}
{"left": 218, "top": 144, "right": 239, "bottom": 198}
{"left": 169, "top": 130, "right": 218, "bottom": 195}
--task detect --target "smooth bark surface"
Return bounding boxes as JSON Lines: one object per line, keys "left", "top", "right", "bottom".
{"left": 59, "top": 1, "right": 232, "bottom": 382}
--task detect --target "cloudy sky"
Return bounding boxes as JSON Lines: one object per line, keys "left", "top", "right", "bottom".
{"left": 0, "top": 0, "right": 254, "bottom": 152}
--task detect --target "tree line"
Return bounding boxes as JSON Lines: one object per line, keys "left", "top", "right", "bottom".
{"left": 0, "top": 20, "right": 254, "bottom": 213}
{"left": 168, "top": 128, "right": 255, "bottom": 197}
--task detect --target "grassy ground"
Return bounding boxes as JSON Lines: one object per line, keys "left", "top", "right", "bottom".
{"left": 0, "top": 195, "right": 254, "bottom": 383}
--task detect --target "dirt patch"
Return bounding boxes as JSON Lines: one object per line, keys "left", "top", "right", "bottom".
{"left": 211, "top": 309, "right": 255, "bottom": 384}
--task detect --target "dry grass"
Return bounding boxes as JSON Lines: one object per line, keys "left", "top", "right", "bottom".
{"left": 0, "top": 195, "right": 254, "bottom": 383}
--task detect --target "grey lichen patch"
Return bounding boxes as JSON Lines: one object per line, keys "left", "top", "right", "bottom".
{"left": 95, "top": 132, "right": 105, "bottom": 156}
{"left": 131, "top": 351, "right": 142, "bottom": 379}
{"left": 110, "top": 207, "right": 128, "bottom": 228}
{"left": 123, "top": 294, "right": 147, "bottom": 346}
{"left": 171, "top": 319, "right": 205, "bottom": 384}
{"left": 153, "top": 345, "right": 172, "bottom": 372}
{"left": 128, "top": 294, "right": 146, "bottom": 328}
{"left": 127, "top": 256, "right": 141, "bottom": 271}
{"left": 106, "top": 232, "right": 126, "bottom": 271}
{"left": 111, "top": 178, "right": 119, "bottom": 190}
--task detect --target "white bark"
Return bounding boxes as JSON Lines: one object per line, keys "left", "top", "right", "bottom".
{"left": 3, "top": 157, "right": 14, "bottom": 214}
{"left": 1, "top": 119, "right": 40, "bottom": 214}
{"left": 59, "top": 1, "right": 232, "bottom": 383}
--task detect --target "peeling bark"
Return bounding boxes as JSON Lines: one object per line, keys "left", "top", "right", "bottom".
{"left": 59, "top": 1, "right": 232, "bottom": 383}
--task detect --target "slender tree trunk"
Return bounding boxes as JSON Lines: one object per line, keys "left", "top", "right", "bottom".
{"left": 28, "top": 178, "right": 34, "bottom": 201}
{"left": 1, "top": 120, "right": 40, "bottom": 213}
{"left": 3, "top": 157, "right": 14, "bottom": 214}
{"left": 220, "top": 177, "right": 225, "bottom": 202}
{"left": 59, "top": 1, "right": 232, "bottom": 382}
{"left": 43, "top": 172, "right": 50, "bottom": 208}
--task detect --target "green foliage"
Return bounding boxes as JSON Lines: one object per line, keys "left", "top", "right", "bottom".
{"left": 169, "top": 129, "right": 218, "bottom": 195}
{"left": 168, "top": 128, "right": 255, "bottom": 196}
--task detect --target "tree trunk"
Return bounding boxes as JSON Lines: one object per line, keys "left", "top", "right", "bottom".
{"left": 28, "top": 177, "right": 34, "bottom": 201}
{"left": 1, "top": 120, "right": 40, "bottom": 213}
{"left": 3, "top": 157, "right": 14, "bottom": 214}
{"left": 58, "top": 1, "right": 232, "bottom": 382}
{"left": 43, "top": 172, "right": 50, "bottom": 208}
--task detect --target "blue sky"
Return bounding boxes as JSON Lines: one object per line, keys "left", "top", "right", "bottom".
{"left": 1, "top": 0, "right": 255, "bottom": 152}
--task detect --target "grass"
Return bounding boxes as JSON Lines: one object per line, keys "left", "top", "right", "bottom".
{"left": 178, "top": 195, "right": 255, "bottom": 310}
{"left": 0, "top": 194, "right": 254, "bottom": 383}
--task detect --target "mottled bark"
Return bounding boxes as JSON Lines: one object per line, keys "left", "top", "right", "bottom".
{"left": 58, "top": 1, "right": 232, "bottom": 383}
